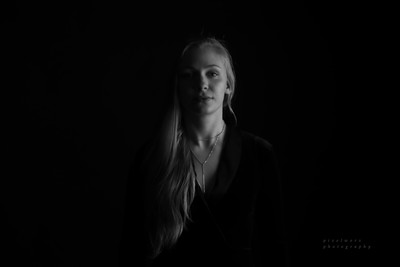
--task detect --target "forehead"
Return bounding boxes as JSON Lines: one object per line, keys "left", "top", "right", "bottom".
{"left": 180, "top": 46, "right": 226, "bottom": 69}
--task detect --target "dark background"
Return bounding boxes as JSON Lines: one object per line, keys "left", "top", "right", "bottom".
{"left": 2, "top": 0, "right": 387, "bottom": 266}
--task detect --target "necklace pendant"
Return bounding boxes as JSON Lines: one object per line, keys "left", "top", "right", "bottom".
{"left": 190, "top": 122, "right": 226, "bottom": 194}
{"left": 202, "top": 173, "right": 206, "bottom": 193}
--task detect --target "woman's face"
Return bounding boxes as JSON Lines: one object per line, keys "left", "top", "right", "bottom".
{"left": 177, "top": 46, "right": 231, "bottom": 117}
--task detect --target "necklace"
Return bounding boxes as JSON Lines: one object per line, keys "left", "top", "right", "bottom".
{"left": 190, "top": 122, "right": 226, "bottom": 193}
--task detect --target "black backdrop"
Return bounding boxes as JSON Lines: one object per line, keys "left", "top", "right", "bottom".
{"left": 2, "top": 0, "right": 386, "bottom": 266}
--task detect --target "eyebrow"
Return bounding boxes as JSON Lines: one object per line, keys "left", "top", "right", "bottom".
{"left": 205, "top": 64, "right": 222, "bottom": 69}
{"left": 181, "top": 64, "right": 222, "bottom": 70}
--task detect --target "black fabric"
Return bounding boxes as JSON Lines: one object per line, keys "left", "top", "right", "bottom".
{"left": 119, "top": 124, "right": 287, "bottom": 267}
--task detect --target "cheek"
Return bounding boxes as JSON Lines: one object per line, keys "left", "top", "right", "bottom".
{"left": 178, "top": 80, "right": 193, "bottom": 94}
{"left": 212, "top": 80, "right": 227, "bottom": 95}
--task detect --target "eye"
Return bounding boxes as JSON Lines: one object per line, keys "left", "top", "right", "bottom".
{"left": 179, "top": 71, "right": 192, "bottom": 79}
{"left": 207, "top": 71, "right": 219, "bottom": 78}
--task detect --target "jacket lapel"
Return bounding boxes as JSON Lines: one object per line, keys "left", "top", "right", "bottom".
{"left": 213, "top": 124, "right": 243, "bottom": 197}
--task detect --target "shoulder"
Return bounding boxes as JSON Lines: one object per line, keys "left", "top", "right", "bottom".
{"left": 236, "top": 127, "right": 274, "bottom": 154}
{"left": 234, "top": 127, "right": 281, "bottom": 200}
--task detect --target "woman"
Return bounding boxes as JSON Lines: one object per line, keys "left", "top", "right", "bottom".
{"left": 119, "top": 37, "right": 287, "bottom": 267}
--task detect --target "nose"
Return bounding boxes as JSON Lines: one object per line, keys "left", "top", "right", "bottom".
{"left": 197, "top": 74, "right": 208, "bottom": 91}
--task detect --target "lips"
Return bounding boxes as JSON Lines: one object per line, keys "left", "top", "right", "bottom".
{"left": 197, "top": 95, "right": 213, "bottom": 100}
{"left": 196, "top": 97, "right": 212, "bottom": 103}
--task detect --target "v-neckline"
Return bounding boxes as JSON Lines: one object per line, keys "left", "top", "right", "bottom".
{"left": 196, "top": 124, "right": 229, "bottom": 198}
{"left": 190, "top": 124, "right": 244, "bottom": 249}
{"left": 194, "top": 124, "right": 242, "bottom": 202}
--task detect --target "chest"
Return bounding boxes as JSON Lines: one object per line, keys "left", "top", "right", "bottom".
{"left": 192, "top": 141, "right": 223, "bottom": 192}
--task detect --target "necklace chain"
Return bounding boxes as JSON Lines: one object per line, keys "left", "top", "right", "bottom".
{"left": 190, "top": 122, "right": 226, "bottom": 193}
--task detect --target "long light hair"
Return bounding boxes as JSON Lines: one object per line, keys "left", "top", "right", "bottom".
{"left": 143, "top": 37, "right": 237, "bottom": 259}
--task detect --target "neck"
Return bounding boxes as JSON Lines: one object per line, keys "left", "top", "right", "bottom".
{"left": 183, "top": 113, "right": 225, "bottom": 147}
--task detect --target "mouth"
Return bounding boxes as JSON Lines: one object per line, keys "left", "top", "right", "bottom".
{"left": 197, "top": 95, "right": 213, "bottom": 100}
{"left": 196, "top": 97, "right": 213, "bottom": 102}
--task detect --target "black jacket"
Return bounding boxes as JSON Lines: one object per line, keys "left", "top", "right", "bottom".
{"left": 119, "top": 124, "right": 288, "bottom": 267}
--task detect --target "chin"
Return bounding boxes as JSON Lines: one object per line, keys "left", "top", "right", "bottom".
{"left": 198, "top": 107, "right": 223, "bottom": 116}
